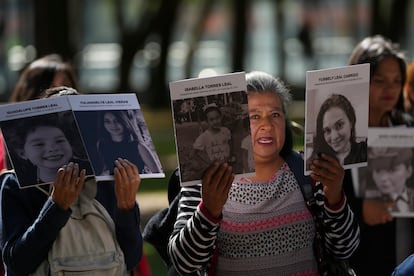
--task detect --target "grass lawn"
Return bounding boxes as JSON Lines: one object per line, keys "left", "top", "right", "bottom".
{"left": 144, "top": 242, "right": 168, "bottom": 275}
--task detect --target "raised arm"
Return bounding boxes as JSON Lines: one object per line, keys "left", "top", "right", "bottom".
{"left": 168, "top": 163, "right": 233, "bottom": 274}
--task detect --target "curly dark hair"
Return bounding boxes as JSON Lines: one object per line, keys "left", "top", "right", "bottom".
{"left": 3, "top": 111, "right": 85, "bottom": 156}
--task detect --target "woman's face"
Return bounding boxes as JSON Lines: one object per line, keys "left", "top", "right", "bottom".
{"left": 372, "top": 163, "right": 412, "bottom": 195}
{"left": 20, "top": 126, "right": 73, "bottom": 170}
{"left": 369, "top": 56, "right": 402, "bottom": 118}
{"left": 248, "top": 92, "right": 285, "bottom": 165}
{"left": 103, "top": 112, "right": 124, "bottom": 139}
{"left": 322, "top": 106, "right": 352, "bottom": 154}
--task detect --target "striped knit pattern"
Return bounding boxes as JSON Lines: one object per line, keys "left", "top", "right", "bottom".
{"left": 215, "top": 163, "right": 317, "bottom": 275}
{"left": 313, "top": 181, "right": 360, "bottom": 259}
{"left": 168, "top": 163, "right": 360, "bottom": 276}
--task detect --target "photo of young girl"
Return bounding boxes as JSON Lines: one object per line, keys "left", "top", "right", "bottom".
{"left": 1, "top": 111, "right": 93, "bottom": 188}
{"left": 96, "top": 110, "right": 161, "bottom": 176}
{"left": 72, "top": 109, "right": 163, "bottom": 179}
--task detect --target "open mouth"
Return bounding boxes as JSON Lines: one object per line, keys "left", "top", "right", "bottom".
{"left": 43, "top": 154, "right": 64, "bottom": 161}
{"left": 258, "top": 137, "right": 273, "bottom": 144}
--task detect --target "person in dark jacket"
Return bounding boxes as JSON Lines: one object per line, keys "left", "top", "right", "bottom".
{"left": 0, "top": 87, "right": 143, "bottom": 275}
{"left": 344, "top": 34, "right": 414, "bottom": 276}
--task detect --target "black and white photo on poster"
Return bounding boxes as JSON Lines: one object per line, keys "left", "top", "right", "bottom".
{"left": 304, "top": 63, "right": 369, "bottom": 175}
{"left": 68, "top": 93, "right": 164, "bottom": 181}
{"left": 169, "top": 72, "right": 254, "bottom": 186}
{"left": 0, "top": 97, "right": 93, "bottom": 188}
{"left": 351, "top": 128, "right": 414, "bottom": 217}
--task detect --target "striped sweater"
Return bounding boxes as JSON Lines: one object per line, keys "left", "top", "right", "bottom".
{"left": 168, "top": 163, "right": 360, "bottom": 275}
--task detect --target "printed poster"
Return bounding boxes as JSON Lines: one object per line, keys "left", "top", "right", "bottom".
{"left": 352, "top": 128, "right": 414, "bottom": 217}
{"left": 169, "top": 72, "right": 254, "bottom": 186}
{"left": 304, "top": 63, "right": 369, "bottom": 175}
{"left": 68, "top": 93, "right": 164, "bottom": 181}
{"left": 0, "top": 97, "right": 93, "bottom": 188}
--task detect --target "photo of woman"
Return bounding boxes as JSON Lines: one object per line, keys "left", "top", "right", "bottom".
{"left": 304, "top": 65, "right": 369, "bottom": 175}
{"left": 306, "top": 93, "right": 367, "bottom": 170}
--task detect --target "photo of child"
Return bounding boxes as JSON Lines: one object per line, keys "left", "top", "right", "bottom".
{"left": 172, "top": 91, "right": 251, "bottom": 185}
{"left": 192, "top": 103, "right": 233, "bottom": 170}
{"left": 1, "top": 111, "right": 93, "bottom": 188}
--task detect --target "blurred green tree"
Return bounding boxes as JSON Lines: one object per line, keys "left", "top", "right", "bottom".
{"left": 114, "top": 0, "right": 182, "bottom": 108}
{"left": 31, "top": 0, "right": 410, "bottom": 109}
{"left": 33, "top": 0, "right": 75, "bottom": 60}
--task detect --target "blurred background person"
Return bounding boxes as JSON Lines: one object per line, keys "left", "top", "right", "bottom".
{"left": 9, "top": 54, "right": 78, "bottom": 102}
{"left": 3, "top": 54, "right": 79, "bottom": 170}
{"left": 348, "top": 35, "right": 413, "bottom": 127}
{"left": 346, "top": 34, "right": 414, "bottom": 275}
{"left": 404, "top": 59, "right": 414, "bottom": 118}
{"left": 0, "top": 53, "right": 79, "bottom": 276}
